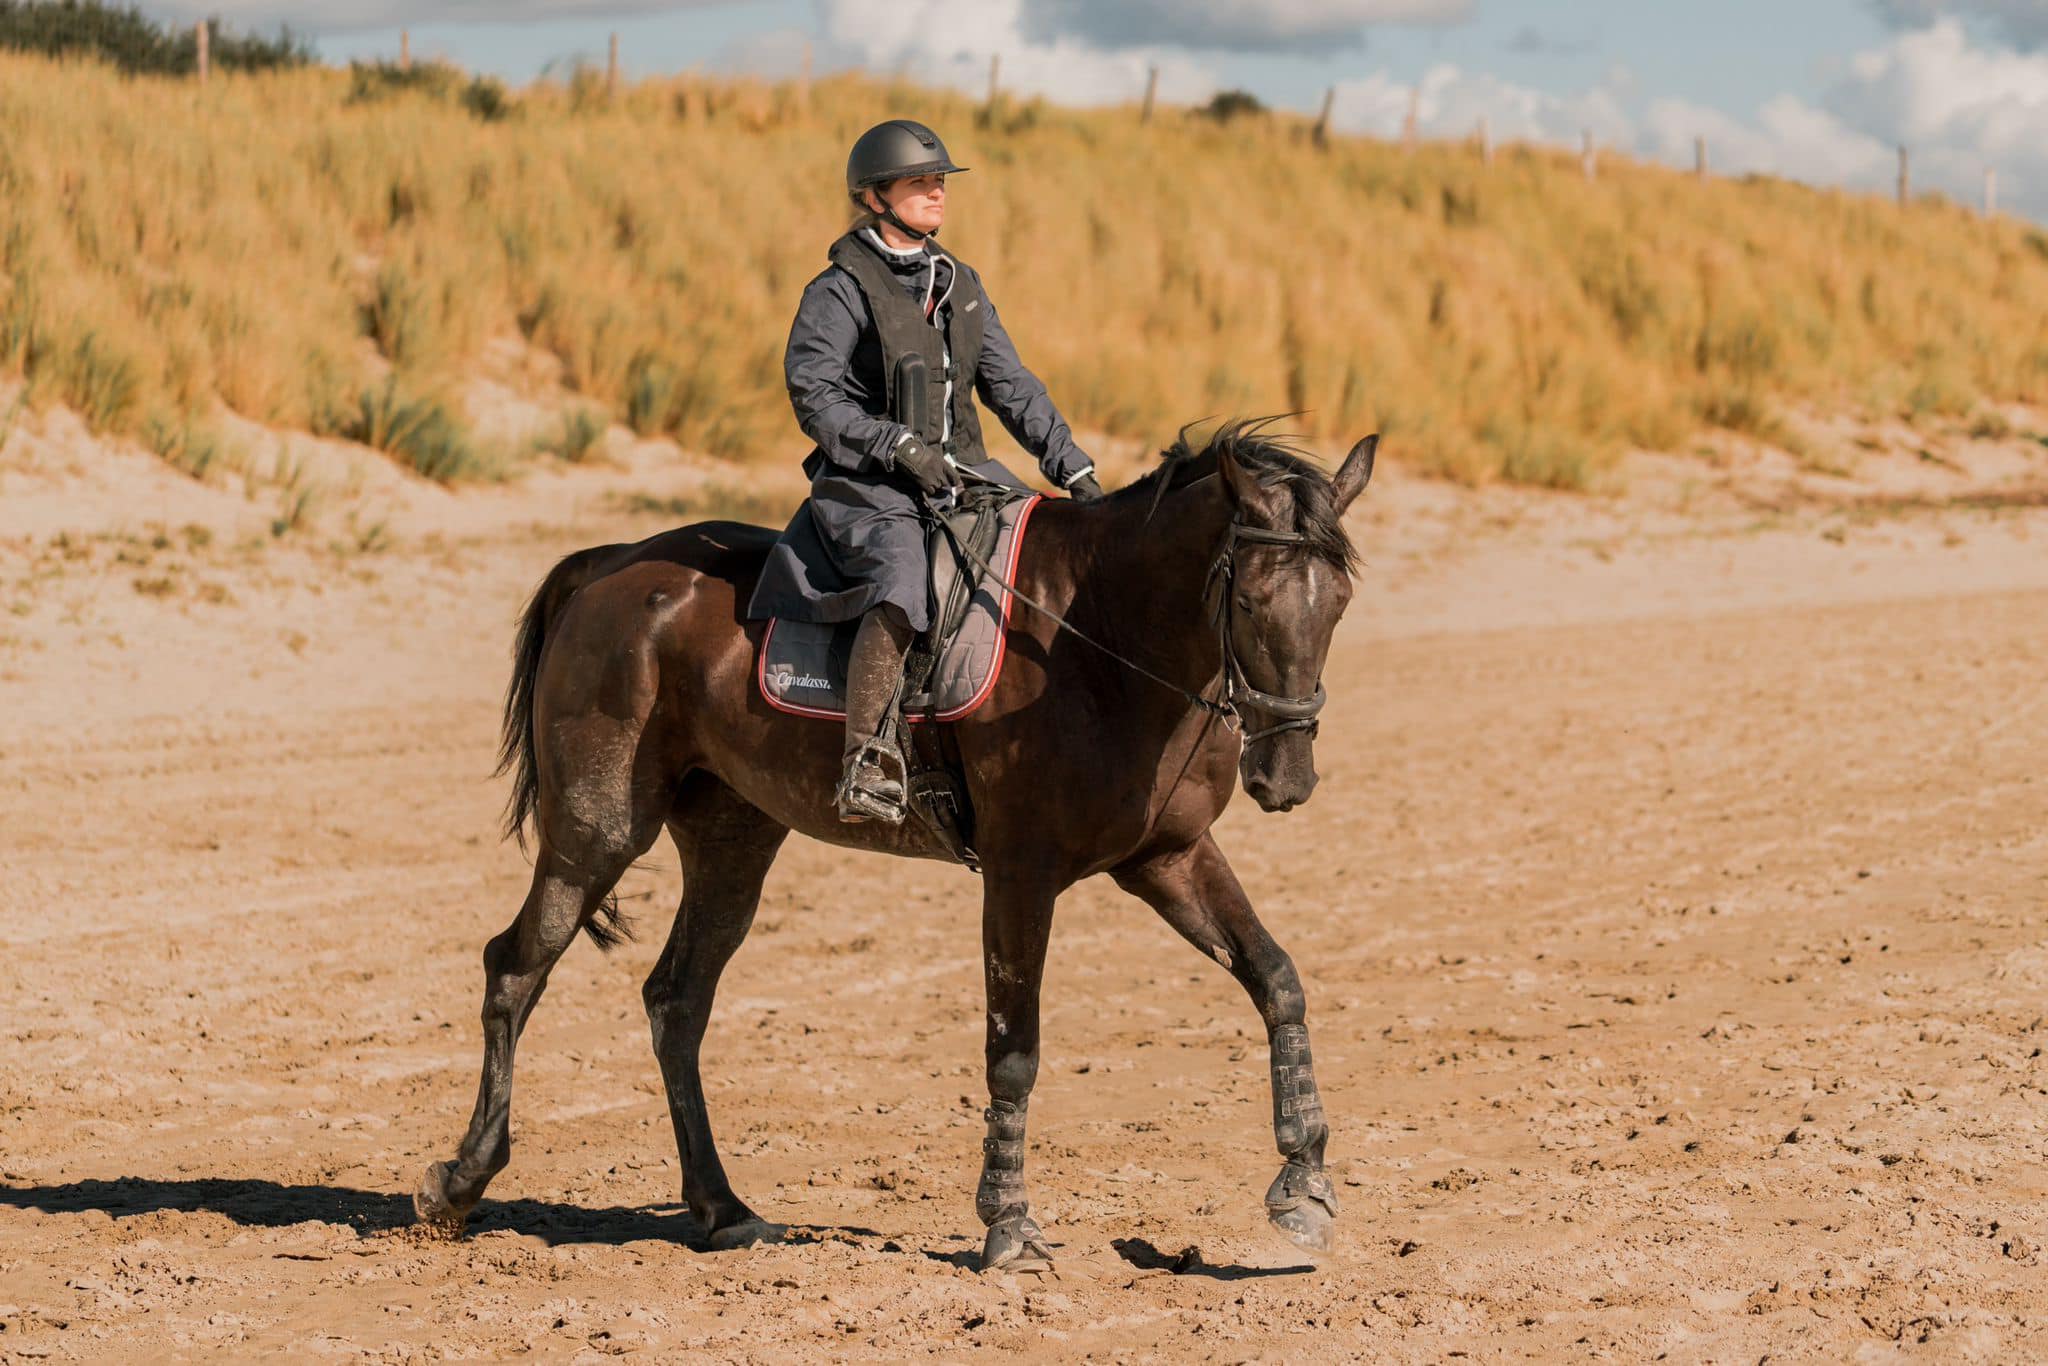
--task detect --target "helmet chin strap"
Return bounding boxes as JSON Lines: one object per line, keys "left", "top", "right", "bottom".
{"left": 866, "top": 189, "right": 936, "bottom": 243}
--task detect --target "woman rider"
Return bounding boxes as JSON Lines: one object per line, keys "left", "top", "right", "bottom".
{"left": 748, "top": 118, "right": 1105, "bottom": 823}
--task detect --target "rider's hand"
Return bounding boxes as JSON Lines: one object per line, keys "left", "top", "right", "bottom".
{"left": 1067, "top": 473, "right": 1106, "bottom": 503}
{"left": 892, "top": 433, "right": 959, "bottom": 495}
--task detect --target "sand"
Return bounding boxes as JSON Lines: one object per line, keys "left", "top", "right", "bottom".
{"left": 3, "top": 400, "right": 2047, "bottom": 1361}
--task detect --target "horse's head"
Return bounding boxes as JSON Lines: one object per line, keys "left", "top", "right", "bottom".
{"left": 1213, "top": 427, "right": 1376, "bottom": 812}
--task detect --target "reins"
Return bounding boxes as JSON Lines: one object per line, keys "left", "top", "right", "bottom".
{"left": 928, "top": 480, "right": 1328, "bottom": 744}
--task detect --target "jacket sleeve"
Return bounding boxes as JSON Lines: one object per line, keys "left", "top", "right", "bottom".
{"left": 972, "top": 290, "right": 1095, "bottom": 488}
{"left": 784, "top": 272, "right": 906, "bottom": 474}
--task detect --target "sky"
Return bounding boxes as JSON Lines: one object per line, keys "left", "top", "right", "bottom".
{"left": 147, "top": 0, "right": 2048, "bottom": 220}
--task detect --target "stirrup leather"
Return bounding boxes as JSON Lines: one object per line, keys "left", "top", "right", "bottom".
{"left": 835, "top": 736, "right": 908, "bottom": 824}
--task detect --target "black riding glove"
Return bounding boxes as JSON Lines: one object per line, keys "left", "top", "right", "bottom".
{"left": 891, "top": 433, "right": 959, "bottom": 495}
{"left": 1067, "top": 473, "right": 1106, "bottom": 503}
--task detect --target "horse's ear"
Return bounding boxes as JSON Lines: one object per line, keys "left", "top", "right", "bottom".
{"left": 1218, "top": 439, "right": 1281, "bottom": 517}
{"left": 1332, "top": 434, "right": 1377, "bottom": 513}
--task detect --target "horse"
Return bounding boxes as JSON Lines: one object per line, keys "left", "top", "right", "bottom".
{"left": 414, "top": 419, "right": 1378, "bottom": 1272}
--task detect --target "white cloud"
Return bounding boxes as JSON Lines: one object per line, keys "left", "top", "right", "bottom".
{"left": 1646, "top": 20, "right": 2048, "bottom": 217}
{"left": 1019, "top": 0, "right": 1473, "bottom": 54}
{"left": 816, "top": 0, "right": 1218, "bottom": 106}
{"left": 1330, "top": 63, "right": 1634, "bottom": 148}
{"left": 146, "top": 1, "right": 740, "bottom": 35}
{"left": 1832, "top": 17, "right": 2048, "bottom": 149}
{"left": 1645, "top": 95, "right": 1892, "bottom": 187}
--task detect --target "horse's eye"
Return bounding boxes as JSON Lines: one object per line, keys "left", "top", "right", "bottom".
{"left": 1235, "top": 594, "right": 1253, "bottom": 613}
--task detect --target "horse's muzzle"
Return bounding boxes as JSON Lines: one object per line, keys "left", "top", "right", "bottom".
{"left": 1241, "top": 738, "right": 1318, "bottom": 813}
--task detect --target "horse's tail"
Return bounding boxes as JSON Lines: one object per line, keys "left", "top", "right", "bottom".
{"left": 497, "top": 544, "right": 618, "bottom": 853}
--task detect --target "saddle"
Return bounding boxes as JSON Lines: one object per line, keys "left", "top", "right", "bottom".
{"left": 757, "top": 486, "right": 1038, "bottom": 723}
{"left": 758, "top": 484, "right": 1038, "bottom": 870}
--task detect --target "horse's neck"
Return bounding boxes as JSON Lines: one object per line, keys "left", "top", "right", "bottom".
{"left": 1070, "top": 476, "right": 1232, "bottom": 697}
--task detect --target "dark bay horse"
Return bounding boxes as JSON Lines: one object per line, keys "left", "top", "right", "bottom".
{"left": 414, "top": 420, "right": 1377, "bottom": 1271}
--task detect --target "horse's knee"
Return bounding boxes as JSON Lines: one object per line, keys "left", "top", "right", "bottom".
{"left": 480, "top": 931, "right": 525, "bottom": 1013}
{"left": 482, "top": 929, "right": 515, "bottom": 976}
{"left": 640, "top": 970, "right": 670, "bottom": 1018}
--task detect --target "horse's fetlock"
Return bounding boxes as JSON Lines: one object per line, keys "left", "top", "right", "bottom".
{"left": 975, "top": 1169, "right": 1030, "bottom": 1226}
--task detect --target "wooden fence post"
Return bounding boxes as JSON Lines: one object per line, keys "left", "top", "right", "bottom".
{"left": 1140, "top": 65, "right": 1158, "bottom": 124}
{"left": 195, "top": 19, "right": 208, "bottom": 83}
{"left": 1477, "top": 116, "right": 1491, "bottom": 165}
{"left": 1401, "top": 88, "right": 1418, "bottom": 153}
{"left": 1695, "top": 134, "right": 1707, "bottom": 182}
{"left": 986, "top": 53, "right": 1001, "bottom": 107}
{"left": 1581, "top": 128, "right": 1596, "bottom": 181}
{"left": 1313, "top": 86, "right": 1334, "bottom": 147}
{"left": 1897, "top": 145, "right": 1909, "bottom": 206}
{"left": 1984, "top": 166, "right": 1997, "bottom": 218}
{"left": 400, "top": 29, "right": 410, "bottom": 71}
{"left": 607, "top": 32, "right": 620, "bottom": 100}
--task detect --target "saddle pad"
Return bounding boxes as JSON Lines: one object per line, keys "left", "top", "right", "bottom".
{"left": 759, "top": 494, "right": 1041, "bottom": 723}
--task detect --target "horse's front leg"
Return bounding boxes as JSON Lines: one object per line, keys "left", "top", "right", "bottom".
{"left": 974, "top": 870, "right": 1058, "bottom": 1273}
{"left": 1113, "top": 832, "right": 1338, "bottom": 1253}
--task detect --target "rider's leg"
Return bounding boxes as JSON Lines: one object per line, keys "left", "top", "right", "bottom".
{"left": 837, "top": 602, "right": 913, "bottom": 821}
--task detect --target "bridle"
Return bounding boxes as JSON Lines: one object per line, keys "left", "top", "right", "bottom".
{"left": 931, "top": 481, "right": 1329, "bottom": 750}
{"left": 1205, "top": 521, "right": 1329, "bottom": 744}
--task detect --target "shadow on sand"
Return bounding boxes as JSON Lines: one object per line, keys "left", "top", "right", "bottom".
{"left": 1, "top": 1181, "right": 1311, "bottom": 1278}
{"left": 1111, "top": 1235, "right": 1316, "bottom": 1281}
{"left": 0, "top": 1177, "right": 871, "bottom": 1251}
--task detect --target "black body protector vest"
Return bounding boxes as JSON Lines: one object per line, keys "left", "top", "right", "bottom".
{"left": 828, "top": 231, "right": 990, "bottom": 464}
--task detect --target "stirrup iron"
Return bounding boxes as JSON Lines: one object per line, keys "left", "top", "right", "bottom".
{"left": 835, "top": 735, "right": 908, "bottom": 825}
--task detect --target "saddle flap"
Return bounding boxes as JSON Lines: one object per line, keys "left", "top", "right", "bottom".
{"left": 923, "top": 491, "right": 1010, "bottom": 661}
{"left": 760, "top": 492, "right": 1041, "bottom": 724}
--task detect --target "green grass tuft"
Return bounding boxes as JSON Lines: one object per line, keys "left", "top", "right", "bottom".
{"left": 340, "top": 378, "right": 482, "bottom": 482}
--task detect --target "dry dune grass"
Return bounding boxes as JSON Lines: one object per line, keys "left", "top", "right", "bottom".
{"left": 2, "top": 50, "right": 2047, "bottom": 488}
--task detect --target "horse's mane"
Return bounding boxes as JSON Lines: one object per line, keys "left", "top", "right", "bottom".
{"left": 1117, "top": 416, "right": 1359, "bottom": 573}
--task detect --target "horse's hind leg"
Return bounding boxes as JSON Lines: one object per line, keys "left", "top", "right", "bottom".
{"left": 642, "top": 776, "right": 789, "bottom": 1247}
{"left": 413, "top": 831, "right": 650, "bottom": 1233}
{"left": 1113, "top": 832, "right": 1338, "bottom": 1254}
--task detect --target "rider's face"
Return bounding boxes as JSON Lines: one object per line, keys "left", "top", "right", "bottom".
{"left": 868, "top": 174, "right": 947, "bottom": 235}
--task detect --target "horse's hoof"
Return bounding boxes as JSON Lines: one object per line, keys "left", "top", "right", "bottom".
{"left": 981, "top": 1215, "right": 1055, "bottom": 1274}
{"left": 706, "top": 1216, "right": 787, "bottom": 1251}
{"left": 1264, "top": 1162, "right": 1338, "bottom": 1256}
{"left": 413, "top": 1161, "right": 468, "bottom": 1238}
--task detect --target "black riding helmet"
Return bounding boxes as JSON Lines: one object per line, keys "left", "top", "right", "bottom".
{"left": 846, "top": 119, "right": 967, "bottom": 242}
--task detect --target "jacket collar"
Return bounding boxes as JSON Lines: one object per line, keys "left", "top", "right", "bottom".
{"left": 855, "top": 226, "right": 955, "bottom": 319}
{"left": 859, "top": 224, "right": 929, "bottom": 262}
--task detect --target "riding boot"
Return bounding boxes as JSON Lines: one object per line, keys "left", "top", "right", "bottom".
{"left": 837, "top": 604, "right": 913, "bottom": 823}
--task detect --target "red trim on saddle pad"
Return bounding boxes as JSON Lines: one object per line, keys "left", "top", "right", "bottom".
{"left": 757, "top": 494, "right": 1042, "bottom": 724}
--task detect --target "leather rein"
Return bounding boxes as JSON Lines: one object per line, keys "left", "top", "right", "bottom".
{"left": 931, "top": 490, "right": 1328, "bottom": 747}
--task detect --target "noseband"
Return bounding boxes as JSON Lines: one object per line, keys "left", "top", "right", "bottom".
{"left": 1206, "top": 521, "right": 1329, "bottom": 745}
